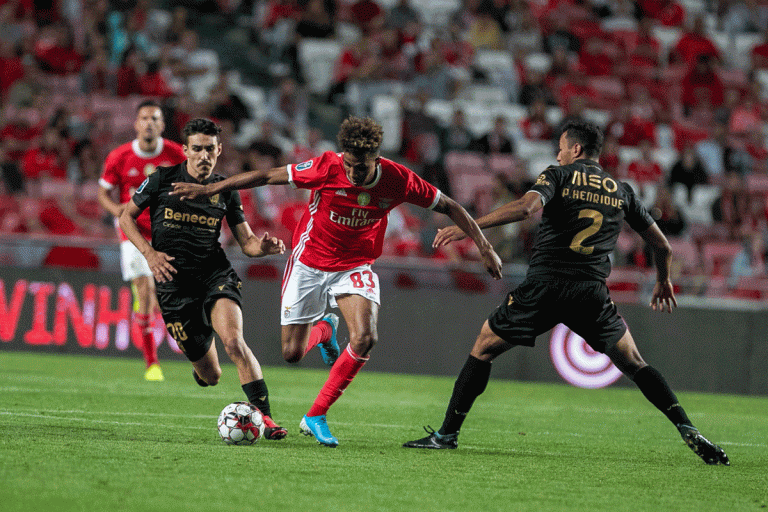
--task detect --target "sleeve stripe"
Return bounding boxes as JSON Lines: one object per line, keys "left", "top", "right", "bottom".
{"left": 286, "top": 164, "right": 298, "bottom": 189}
{"left": 98, "top": 178, "right": 115, "bottom": 190}
{"left": 427, "top": 189, "right": 442, "bottom": 210}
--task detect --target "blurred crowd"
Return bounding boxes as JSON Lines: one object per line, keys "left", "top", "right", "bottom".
{"left": 3, "top": 0, "right": 768, "bottom": 297}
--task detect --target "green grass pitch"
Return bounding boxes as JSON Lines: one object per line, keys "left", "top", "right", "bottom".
{"left": 0, "top": 351, "right": 766, "bottom": 512}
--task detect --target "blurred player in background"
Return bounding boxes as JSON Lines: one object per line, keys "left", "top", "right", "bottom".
{"left": 171, "top": 116, "right": 503, "bottom": 447}
{"left": 98, "top": 100, "right": 185, "bottom": 381}
{"left": 120, "top": 118, "right": 288, "bottom": 440}
{"left": 403, "top": 119, "right": 729, "bottom": 466}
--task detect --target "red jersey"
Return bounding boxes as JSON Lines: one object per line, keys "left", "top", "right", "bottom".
{"left": 287, "top": 151, "right": 440, "bottom": 271}
{"left": 99, "top": 138, "right": 185, "bottom": 241}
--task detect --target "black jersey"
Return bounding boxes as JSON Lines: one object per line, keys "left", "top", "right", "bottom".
{"left": 527, "top": 158, "right": 654, "bottom": 281}
{"left": 131, "top": 162, "right": 247, "bottom": 289}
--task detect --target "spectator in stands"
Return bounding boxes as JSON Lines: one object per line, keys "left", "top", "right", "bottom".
{"left": 387, "top": 0, "right": 421, "bottom": 32}
{"left": 628, "top": 83, "right": 666, "bottom": 125}
{"left": 400, "top": 91, "right": 451, "bottom": 194}
{"left": 600, "top": 133, "right": 622, "bottom": 177}
{"left": 670, "top": 15, "right": 721, "bottom": 66}
{"left": 720, "top": 0, "right": 768, "bottom": 35}
{"left": 21, "top": 125, "right": 69, "bottom": 184}
{"left": 681, "top": 54, "right": 725, "bottom": 116}
{"left": 82, "top": 43, "right": 113, "bottom": 93}
{"left": 295, "top": 0, "right": 335, "bottom": 39}
{"left": 34, "top": 21, "right": 84, "bottom": 75}
{"left": 0, "top": 140, "right": 25, "bottom": 195}
{"left": 578, "top": 34, "right": 616, "bottom": 76}
{"left": 412, "top": 33, "right": 454, "bottom": 100}
{"left": 248, "top": 119, "right": 286, "bottom": 167}
{"left": 441, "top": 109, "right": 475, "bottom": 153}
{"left": 470, "top": 115, "right": 515, "bottom": 154}
{"left": 507, "top": 6, "right": 542, "bottom": 56}
{"left": 349, "top": 0, "right": 386, "bottom": 34}
{"left": 750, "top": 26, "right": 768, "bottom": 68}
{"left": 0, "top": 39, "right": 24, "bottom": 96}
{"left": 728, "top": 92, "right": 763, "bottom": 138}
{"left": 697, "top": 122, "right": 754, "bottom": 177}
{"left": 627, "top": 139, "right": 664, "bottom": 183}
{"left": 139, "top": 58, "right": 177, "bottom": 98}
{"left": 0, "top": 106, "right": 40, "bottom": 161}
{"left": 518, "top": 67, "right": 557, "bottom": 106}
{"left": 668, "top": 145, "right": 708, "bottom": 202}
{"left": 173, "top": 29, "right": 219, "bottom": 102}
{"left": 467, "top": 8, "right": 504, "bottom": 50}
{"left": 605, "top": 102, "right": 655, "bottom": 147}
{"left": 629, "top": 16, "right": 661, "bottom": 69}
{"left": 729, "top": 231, "right": 767, "bottom": 289}
{"left": 115, "top": 46, "right": 143, "bottom": 96}
{"left": 712, "top": 172, "right": 749, "bottom": 237}
{"left": 601, "top": 0, "right": 638, "bottom": 33}
{"left": 520, "top": 98, "right": 554, "bottom": 141}
{"left": 649, "top": 186, "right": 687, "bottom": 237}
{"left": 638, "top": 0, "right": 685, "bottom": 27}
{"left": 542, "top": 14, "right": 581, "bottom": 55}
{"left": 291, "top": 126, "right": 335, "bottom": 163}
{"left": 266, "top": 76, "right": 309, "bottom": 140}
{"left": 484, "top": 172, "right": 521, "bottom": 262}
{"left": 327, "top": 32, "right": 383, "bottom": 106}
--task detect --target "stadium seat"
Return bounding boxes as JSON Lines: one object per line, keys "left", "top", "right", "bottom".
{"left": 444, "top": 151, "right": 487, "bottom": 175}
{"left": 371, "top": 94, "right": 402, "bottom": 153}
{"left": 667, "top": 237, "right": 701, "bottom": 275}
{"left": 450, "top": 171, "right": 496, "bottom": 206}
{"left": 412, "top": 0, "right": 460, "bottom": 28}
{"left": 43, "top": 246, "right": 100, "bottom": 269}
{"left": 702, "top": 241, "right": 743, "bottom": 276}
{"left": 297, "top": 39, "right": 342, "bottom": 96}
{"left": 424, "top": 98, "right": 454, "bottom": 127}
{"left": 730, "top": 276, "right": 768, "bottom": 300}
{"left": 488, "top": 154, "right": 527, "bottom": 183}
{"left": 746, "top": 173, "right": 768, "bottom": 193}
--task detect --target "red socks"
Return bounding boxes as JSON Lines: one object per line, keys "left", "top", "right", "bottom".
{"left": 306, "top": 345, "right": 368, "bottom": 417}
{"left": 303, "top": 319, "right": 333, "bottom": 356}
{"left": 135, "top": 313, "right": 158, "bottom": 367}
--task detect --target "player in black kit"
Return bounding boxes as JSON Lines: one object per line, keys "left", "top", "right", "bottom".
{"left": 403, "top": 120, "right": 729, "bottom": 465}
{"left": 119, "top": 118, "right": 289, "bottom": 440}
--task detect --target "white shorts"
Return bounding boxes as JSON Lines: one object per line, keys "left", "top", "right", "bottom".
{"left": 120, "top": 240, "right": 152, "bottom": 282}
{"left": 280, "top": 261, "right": 380, "bottom": 325}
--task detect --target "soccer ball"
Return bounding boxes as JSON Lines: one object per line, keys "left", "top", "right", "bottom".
{"left": 217, "top": 402, "right": 266, "bottom": 445}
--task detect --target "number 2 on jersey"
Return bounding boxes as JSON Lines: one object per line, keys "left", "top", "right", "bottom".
{"left": 350, "top": 270, "right": 375, "bottom": 289}
{"left": 569, "top": 209, "right": 603, "bottom": 255}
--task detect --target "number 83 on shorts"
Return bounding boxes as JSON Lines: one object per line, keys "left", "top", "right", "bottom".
{"left": 281, "top": 261, "right": 381, "bottom": 324}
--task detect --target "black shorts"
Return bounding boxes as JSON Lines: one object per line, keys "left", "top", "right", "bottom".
{"left": 487, "top": 277, "right": 627, "bottom": 353}
{"left": 156, "top": 267, "right": 243, "bottom": 362}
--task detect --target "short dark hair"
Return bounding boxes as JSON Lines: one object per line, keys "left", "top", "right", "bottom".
{"left": 560, "top": 119, "right": 603, "bottom": 158}
{"left": 337, "top": 116, "right": 383, "bottom": 156}
{"left": 136, "top": 99, "right": 162, "bottom": 112}
{"left": 182, "top": 118, "right": 222, "bottom": 144}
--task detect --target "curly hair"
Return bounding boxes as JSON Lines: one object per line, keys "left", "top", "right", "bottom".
{"left": 336, "top": 116, "right": 383, "bottom": 156}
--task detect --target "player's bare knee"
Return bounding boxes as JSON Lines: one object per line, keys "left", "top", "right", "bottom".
{"left": 349, "top": 332, "right": 376, "bottom": 355}
{"left": 282, "top": 345, "right": 303, "bottom": 364}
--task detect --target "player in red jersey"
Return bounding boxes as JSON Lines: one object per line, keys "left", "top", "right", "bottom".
{"left": 98, "top": 99, "right": 186, "bottom": 381}
{"left": 171, "top": 116, "right": 503, "bottom": 446}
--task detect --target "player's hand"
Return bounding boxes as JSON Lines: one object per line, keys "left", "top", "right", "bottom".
{"left": 145, "top": 250, "right": 177, "bottom": 283}
{"left": 170, "top": 182, "right": 208, "bottom": 201}
{"left": 433, "top": 225, "right": 467, "bottom": 247}
{"left": 258, "top": 232, "right": 285, "bottom": 256}
{"left": 650, "top": 279, "right": 677, "bottom": 313}
{"left": 480, "top": 246, "right": 503, "bottom": 280}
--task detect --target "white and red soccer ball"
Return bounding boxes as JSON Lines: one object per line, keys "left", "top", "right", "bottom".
{"left": 217, "top": 402, "right": 266, "bottom": 445}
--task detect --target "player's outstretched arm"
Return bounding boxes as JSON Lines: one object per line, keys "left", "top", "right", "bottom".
{"left": 119, "top": 200, "right": 177, "bottom": 282}
{"left": 171, "top": 166, "right": 291, "bottom": 200}
{"left": 433, "top": 191, "right": 543, "bottom": 247}
{"left": 433, "top": 194, "right": 503, "bottom": 280}
{"left": 639, "top": 222, "right": 677, "bottom": 313}
{"left": 232, "top": 222, "right": 286, "bottom": 258}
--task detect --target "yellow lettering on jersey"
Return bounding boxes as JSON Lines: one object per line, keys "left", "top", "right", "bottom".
{"left": 163, "top": 208, "right": 222, "bottom": 227}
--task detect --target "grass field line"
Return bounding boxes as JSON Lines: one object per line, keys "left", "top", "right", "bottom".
{"left": 1, "top": 409, "right": 763, "bottom": 449}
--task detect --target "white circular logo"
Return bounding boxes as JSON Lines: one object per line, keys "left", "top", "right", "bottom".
{"left": 549, "top": 324, "right": 622, "bottom": 389}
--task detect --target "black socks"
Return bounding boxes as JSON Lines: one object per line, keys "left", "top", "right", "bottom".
{"left": 633, "top": 365, "right": 692, "bottom": 427}
{"left": 439, "top": 355, "right": 492, "bottom": 435}
{"left": 242, "top": 379, "right": 271, "bottom": 418}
